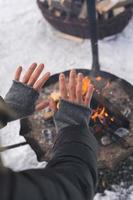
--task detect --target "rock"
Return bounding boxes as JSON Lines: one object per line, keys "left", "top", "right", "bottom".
{"left": 101, "top": 136, "right": 112, "bottom": 146}
{"left": 115, "top": 128, "right": 129, "bottom": 137}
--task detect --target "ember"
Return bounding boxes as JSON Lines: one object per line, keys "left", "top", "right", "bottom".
{"left": 96, "top": 76, "right": 102, "bottom": 81}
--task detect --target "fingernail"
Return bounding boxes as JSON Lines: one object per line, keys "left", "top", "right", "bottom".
{"left": 71, "top": 69, "right": 76, "bottom": 73}
{"left": 60, "top": 73, "right": 65, "bottom": 78}
{"left": 40, "top": 63, "right": 44, "bottom": 67}
{"left": 32, "top": 62, "right": 37, "bottom": 66}
{"left": 19, "top": 66, "right": 22, "bottom": 70}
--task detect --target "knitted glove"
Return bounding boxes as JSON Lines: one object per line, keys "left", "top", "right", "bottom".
{"left": 54, "top": 99, "right": 92, "bottom": 132}
{"left": 4, "top": 80, "right": 39, "bottom": 121}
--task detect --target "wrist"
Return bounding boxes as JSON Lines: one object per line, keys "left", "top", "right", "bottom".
{"left": 54, "top": 99, "right": 92, "bottom": 132}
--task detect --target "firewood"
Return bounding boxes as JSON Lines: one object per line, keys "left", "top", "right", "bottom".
{"left": 92, "top": 92, "right": 129, "bottom": 129}
{"left": 47, "top": 0, "right": 52, "bottom": 7}
{"left": 96, "top": 0, "right": 133, "bottom": 14}
{"left": 54, "top": 10, "right": 61, "bottom": 17}
{"left": 78, "top": 0, "right": 88, "bottom": 19}
{"left": 113, "top": 6, "right": 125, "bottom": 16}
{"left": 96, "top": 0, "right": 117, "bottom": 14}
{"left": 114, "top": 0, "right": 133, "bottom": 8}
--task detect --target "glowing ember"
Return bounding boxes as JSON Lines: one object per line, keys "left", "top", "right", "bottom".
{"left": 96, "top": 76, "right": 102, "bottom": 81}
{"left": 111, "top": 117, "right": 114, "bottom": 122}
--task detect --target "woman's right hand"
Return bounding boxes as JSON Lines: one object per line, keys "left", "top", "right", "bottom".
{"left": 50, "top": 70, "right": 94, "bottom": 111}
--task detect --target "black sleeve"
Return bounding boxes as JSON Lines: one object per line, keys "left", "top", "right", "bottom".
{"left": 0, "top": 124, "right": 98, "bottom": 200}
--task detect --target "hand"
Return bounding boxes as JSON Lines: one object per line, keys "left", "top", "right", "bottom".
{"left": 50, "top": 70, "right": 94, "bottom": 111}
{"left": 14, "top": 63, "right": 50, "bottom": 111}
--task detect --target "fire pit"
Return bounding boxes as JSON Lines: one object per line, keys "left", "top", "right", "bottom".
{"left": 37, "top": 0, "right": 133, "bottom": 39}
{"left": 20, "top": 69, "right": 133, "bottom": 170}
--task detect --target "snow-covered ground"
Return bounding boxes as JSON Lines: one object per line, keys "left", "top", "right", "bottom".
{"left": 0, "top": 0, "right": 133, "bottom": 199}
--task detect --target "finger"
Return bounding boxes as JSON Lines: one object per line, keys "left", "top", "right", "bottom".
{"left": 49, "top": 97, "right": 57, "bottom": 112}
{"left": 27, "top": 63, "right": 44, "bottom": 86}
{"left": 68, "top": 70, "right": 76, "bottom": 102}
{"left": 35, "top": 100, "right": 49, "bottom": 111}
{"left": 33, "top": 72, "right": 50, "bottom": 91}
{"left": 22, "top": 63, "right": 37, "bottom": 84}
{"left": 14, "top": 66, "right": 22, "bottom": 81}
{"left": 59, "top": 73, "right": 67, "bottom": 99}
{"left": 84, "top": 84, "right": 94, "bottom": 107}
{"left": 76, "top": 73, "right": 83, "bottom": 104}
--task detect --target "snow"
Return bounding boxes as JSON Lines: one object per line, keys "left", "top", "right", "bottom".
{"left": 0, "top": 0, "right": 133, "bottom": 199}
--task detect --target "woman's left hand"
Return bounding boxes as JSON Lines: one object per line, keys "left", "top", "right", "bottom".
{"left": 14, "top": 63, "right": 50, "bottom": 111}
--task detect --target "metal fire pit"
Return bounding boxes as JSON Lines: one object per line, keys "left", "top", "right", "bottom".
{"left": 20, "top": 69, "right": 133, "bottom": 169}
{"left": 37, "top": 0, "right": 133, "bottom": 39}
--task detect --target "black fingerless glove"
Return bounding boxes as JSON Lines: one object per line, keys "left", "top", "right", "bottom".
{"left": 54, "top": 99, "right": 92, "bottom": 132}
{"left": 4, "top": 81, "right": 39, "bottom": 121}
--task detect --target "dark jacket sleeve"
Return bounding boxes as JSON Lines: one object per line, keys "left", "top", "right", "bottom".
{"left": 0, "top": 125, "right": 97, "bottom": 200}
{"left": 0, "top": 99, "right": 98, "bottom": 200}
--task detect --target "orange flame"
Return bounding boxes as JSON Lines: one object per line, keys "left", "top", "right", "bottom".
{"left": 82, "top": 77, "right": 91, "bottom": 95}
{"left": 91, "top": 107, "right": 106, "bottom": 123}
{"left": 81, "top": 76, "right": 115, "bottom": 125}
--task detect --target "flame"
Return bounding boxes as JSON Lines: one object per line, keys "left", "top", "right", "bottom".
{"left": 82, "top": 77, "right": 91, "bottom": 95}
{"left": 91, "top": 107, "right": 106, "bottom": 123}
{"left": 91, "top": 106, "right": 115, "bottom": 125}
{"left": 96, "top": 76, "right": 102, "bottom": 81}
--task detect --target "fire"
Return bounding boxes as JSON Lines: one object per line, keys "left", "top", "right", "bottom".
{"left": 96, "top": 76, "right": 102, "bottom": 81}
{"left": 49, "top": 75, "right": 115, "bottom": 126}
{"left": 91, "top": 106, "right": 115, "bottom": 124}
{"left": 111, "top": 117, "right": 114, "bottom": 122}
{"left": 82, "top": 77, "right": 91, "bottom": 95}
{"left": 91, "top": 107, "right": 106, "bottom": 123}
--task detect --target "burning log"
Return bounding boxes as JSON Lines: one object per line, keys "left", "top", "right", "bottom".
{"left": 91, "top": 91, "right": 130, "bottom": 129}
{"left": 43, "top": 76, "right": 130, "bottom": 132}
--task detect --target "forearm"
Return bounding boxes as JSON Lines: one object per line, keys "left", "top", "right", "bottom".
{"left": 46, "top": 125, "right": 98, "bottom": 199}
{"left": 0, "top": 124, "right": 97, "bottom": 200}
{"left": 46, "top": 100, "right": 98, "bottom": 199}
